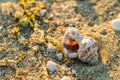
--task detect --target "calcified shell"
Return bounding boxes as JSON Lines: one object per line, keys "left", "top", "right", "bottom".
{"left": 62, "top": 27, "right": 98, "bottom": 65}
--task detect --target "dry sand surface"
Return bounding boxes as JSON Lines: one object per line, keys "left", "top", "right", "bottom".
{"left": 0, "top": 0, "right": 120, "bottom": 80}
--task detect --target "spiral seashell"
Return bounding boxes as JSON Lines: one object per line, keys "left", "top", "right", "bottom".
{"left": 62, "top": 27, "right": 82, "bottom": 58}
{"left": 62, "top": 27, "right": 98, "bottom": 65}
{"left": 78, "top": 36, "right": 98, "bottom": 65}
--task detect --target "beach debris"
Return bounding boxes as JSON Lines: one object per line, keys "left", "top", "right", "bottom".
{"left": 61, "top": 76, "right": 71, "bottom": 80}
{"left": 62, "top": 27, "right": 98, "bottom": 65}
{"left": 46, "top": 60, "right": 56, "bottom": 72}
{"left": 112, "top": 19, "right": 120, "bottom": 31}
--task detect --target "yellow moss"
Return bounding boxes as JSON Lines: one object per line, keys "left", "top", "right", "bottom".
{"left": 11, "top": 26, "right": 19, "bottom": 33}
{"left": 19, "top": 0, "right": 36, "bottom": 9}
{"left": 14, "top": 11, "right": 24, "bottom": 19}
{"left": 14, "top": 0, "right": 47, "bottom": 31}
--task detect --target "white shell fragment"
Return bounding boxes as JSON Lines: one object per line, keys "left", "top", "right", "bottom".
{"left": 46, "top": 60, "right": 56, "bottom": 72}
{"left": 112, "top": 19, "right": 120, "bottom": 31}
{"left": 61, "top": 76, "right": 71, "bottom": 80}
{"left": 62, "top": 27, "right": 99, "bottom": 65}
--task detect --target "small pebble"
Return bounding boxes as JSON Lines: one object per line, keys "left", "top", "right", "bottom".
{"left": 56, "top": 53, "right": 63, "bottom": 60}
{"left": 20, "top": 35, "right": 26, "bottom": 41}
{"left": 61, "top": 76, "right": 71, "bottom": 80}
{"left": 71, "top": 69, "right": 76, "bottom": 74}
{"left": 46, "top": 60, "right": 56, "bottom": 72}
{"left": 112, "top": 19, "right": 120, "bottom": 31}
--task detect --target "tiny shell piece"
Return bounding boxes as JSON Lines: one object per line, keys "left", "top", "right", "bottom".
{"left": 46, "top": 60, "right": 56, "bottom": 72}
{"left": 63, "top": 27, "right": 98, "bottom": 65}
{"left": 112, "top": 19, "right": 120, "bottom": 31}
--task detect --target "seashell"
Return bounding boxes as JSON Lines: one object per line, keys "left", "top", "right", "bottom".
{"left": 112, "top": 19, "right": 120, "bottom": 31}
{"left": 62, "top": 27, "right": 98, "bottom": 65}
{"left": 78, "top": 36, "right": 98, "bottom": 65}
{"left": 62, "top": 27, "right": 82, "bottom": 58}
